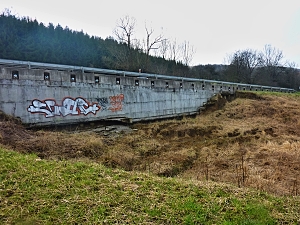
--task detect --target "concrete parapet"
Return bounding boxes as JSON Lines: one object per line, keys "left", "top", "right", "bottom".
{"left": 0, "top": 59, "right": 295, "bottom": 126}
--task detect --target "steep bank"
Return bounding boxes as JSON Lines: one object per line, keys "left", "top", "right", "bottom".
{"left": 1, "top": 92, "right": 300, "bottom": 196}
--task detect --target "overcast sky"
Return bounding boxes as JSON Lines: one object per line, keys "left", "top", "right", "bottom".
{"left": 1, "top": 0, "right": 300, "bottom": 68}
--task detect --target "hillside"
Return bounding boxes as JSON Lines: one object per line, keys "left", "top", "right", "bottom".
{"left": 1, "top": 91, "right": 300, "bottom": 223}
{"left": 1, "top": 147, "right": 300, "bottom": 224}
{"left": 0, "top": 12, "right": 189, "bottom": 76}
{"left": 1, "top": 91, "right": 300, "bottom": 195}
{"left": 1, "top": 12, "right": 299, "bottom": 89}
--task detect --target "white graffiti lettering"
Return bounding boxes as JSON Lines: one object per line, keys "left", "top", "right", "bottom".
{"left": 28, "top": 97, "right": 100, "bottom": 117}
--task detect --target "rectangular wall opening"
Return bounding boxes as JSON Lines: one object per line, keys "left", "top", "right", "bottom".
{"left": 95, "top": 76, "right": 99, "bottom": 83}
{"left": 44, "top": 72, "right": 50, "bottom": 81}
{"left": 12, "top": 70, "right": 19, "bottom": 79}
{"left": 116, "top": 77, "right": 120, "bottom": 85}
{"left": 70, "top": 74, "right": 76, "bottom": 82}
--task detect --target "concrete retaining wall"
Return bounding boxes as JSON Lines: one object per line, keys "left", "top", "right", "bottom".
{"left": 0, "top": 59, "right": 295, "bottom": 126}
{"left": 0, "top": 64, "right": 212, "bottom": 126}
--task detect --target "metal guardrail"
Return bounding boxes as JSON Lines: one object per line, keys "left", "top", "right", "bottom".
{"left": 0, "top": 58, "right": 295, "bottom": 92}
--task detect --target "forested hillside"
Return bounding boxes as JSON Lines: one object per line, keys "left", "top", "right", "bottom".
{"left": 0, "top": 11, "right": 189, "bottom": 76}
{"left": 0, "top": 10, "right": 299, "bottom": 89}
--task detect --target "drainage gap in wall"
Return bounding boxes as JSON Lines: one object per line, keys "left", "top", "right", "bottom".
{"left": 95, "top": 76, "right": 99, "bottom": 83}
{"left": 44, "top": 72, "right": 50, "bottom": 81}
{"left": 71, "top": 74, "right": 76, "bottom": 82}
{"left": 12, "top": 70, "right": 19, "bottom": 79}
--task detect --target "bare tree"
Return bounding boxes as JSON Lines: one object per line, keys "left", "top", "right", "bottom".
{"left": 157, "top": 38, "right": 169, "bottom": 59}
{"left": 181, "top": 40, "right": 195, "bottom": 66}
{"left": 225, "top": 49, "right": 261, "bottom": 83}
{"left": 280, "top": 61, "right": 300, "bottom": 89}
{"left": 144, "top": 25, "right": 164, "bottom": 55}
{"left": 143, "top": 24, "right": 164, "bottom": 71}
{"left": 112, "top": 15, "right": 138, "bottom": 70}
{"left": 260, "top": 44, "right": 284, "bottom": 67}
{"left": 224, "top": 51, "right": 243, "bottom": 82}
{"left": 168, "top": 39, "right": 181, "bottom": 62}
{"left": 260, "top": 44, "right": 285, "bottom": 82}
{"left": 242, "top": 49, "right": 262, "bottom": 83}
{"left": 113, "top": 15, "right": 136, "bottom": 49}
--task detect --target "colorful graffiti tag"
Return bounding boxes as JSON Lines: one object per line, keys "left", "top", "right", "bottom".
{"left": 27, "top": 94, "right": 125, "bottom": 117}
{"left": 27, "top": 97, "right": 100, "bottom": 117}
{"left": 96, "top": 94, "right": 124, "bottom": 112}
{"left": 109, "top": 94, "right": 124, "bottom": 112}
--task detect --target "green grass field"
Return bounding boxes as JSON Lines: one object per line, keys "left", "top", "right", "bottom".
{"left": 1, "top": 147, "right": 299, "bottom": 224}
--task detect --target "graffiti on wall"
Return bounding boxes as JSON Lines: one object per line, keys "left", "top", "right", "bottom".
{"left": 96, "top": 94, "right": 124, "bottom": 112}
{"left": 109, "top": 94, "right": 124, "bottom": 112}
{"left": 27, "top": 94, "right": 125, "bottom": 117}
{"left": 97, "top": 97, "right": 109, "bottom": 110}
{"left": 27, "top": 97, "right": 100, "bottom": 118}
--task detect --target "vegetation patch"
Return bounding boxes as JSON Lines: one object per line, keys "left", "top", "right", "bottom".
{"left": 1, "top": 147, "right": 300, "bottom": 224}
{"left": 1, "top": 92, "right": 300, "bottom": 197}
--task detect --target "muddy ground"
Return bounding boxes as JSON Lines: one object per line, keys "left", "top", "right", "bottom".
{"left": 1, "top": 92, "right": 300, "bottom": 196}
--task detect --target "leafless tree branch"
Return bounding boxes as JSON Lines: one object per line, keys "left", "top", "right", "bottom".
{"left": 181, "top": 41, "right": 195, "bottom": 66}
{"left": 113, "top": 15, "right": 136, "bottom": 48}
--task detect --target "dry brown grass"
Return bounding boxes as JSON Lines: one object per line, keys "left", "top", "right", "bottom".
{"left": 1, "top": 92, "right": 300, "bottom": 196}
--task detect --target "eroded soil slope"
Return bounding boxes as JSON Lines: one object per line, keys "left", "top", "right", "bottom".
{"left": 1, "top": 92, "right": 300, "bottom": 196}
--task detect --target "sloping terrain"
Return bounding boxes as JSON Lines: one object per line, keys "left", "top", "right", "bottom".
{"left": 2, "top": 147, "right": 300, "bottom": 224}
{"left": 1, "top": 92, "right": 300, "bottom": 196}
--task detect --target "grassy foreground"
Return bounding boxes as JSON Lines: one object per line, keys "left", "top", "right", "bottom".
{"left": 0, "top": 147, "right": 299, "bottom": 224}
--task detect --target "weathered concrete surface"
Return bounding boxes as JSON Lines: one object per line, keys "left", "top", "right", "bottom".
{"left": 0, "top": 66, "right": 213, "bottom": 126}
{"left": 0, "top": 59, "right": 294, "bottom": 126}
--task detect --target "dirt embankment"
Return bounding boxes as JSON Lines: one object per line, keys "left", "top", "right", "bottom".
{"left": 1, "top": 92, "right": 300, "bottom": 196}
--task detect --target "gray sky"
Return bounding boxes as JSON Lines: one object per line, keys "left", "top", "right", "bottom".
{"left": 1, "top": 0, "right": 300, "bottom": 67}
